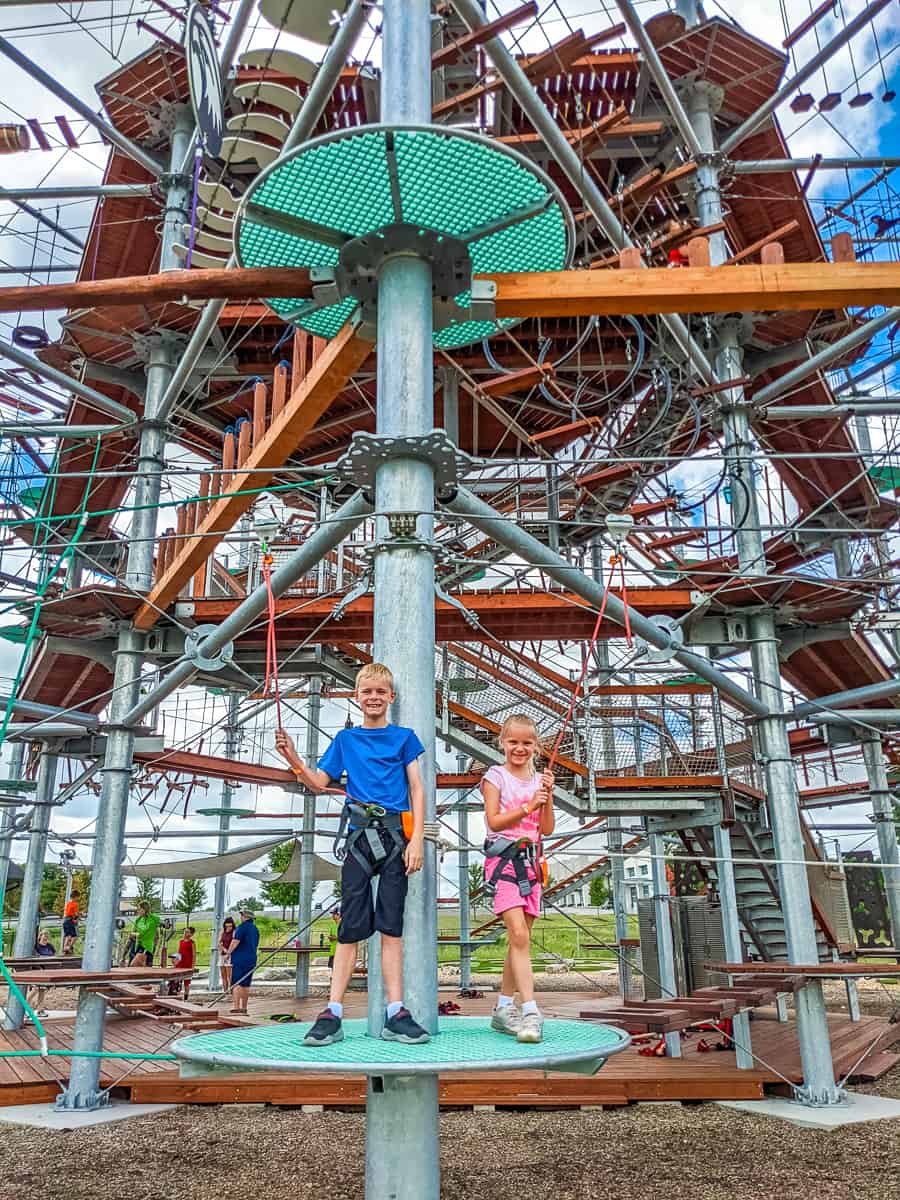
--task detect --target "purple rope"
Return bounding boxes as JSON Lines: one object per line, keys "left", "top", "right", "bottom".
{"left": 184, "top": 142, "right": 203, "bottom": 270}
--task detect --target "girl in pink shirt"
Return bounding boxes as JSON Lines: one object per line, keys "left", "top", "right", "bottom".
{"left": 481, "top": 714, "right": 555, "bottom": 1043}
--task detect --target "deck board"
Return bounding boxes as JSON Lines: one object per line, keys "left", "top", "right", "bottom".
{"left": 1, "top": 990, "right": 897, "bottom": 1108}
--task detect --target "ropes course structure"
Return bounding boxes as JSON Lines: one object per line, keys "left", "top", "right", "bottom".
{"left": 1, "top": 0, "right": 900, "bottom": 1193}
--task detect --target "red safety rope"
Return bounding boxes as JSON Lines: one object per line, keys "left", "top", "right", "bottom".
{"left": 546, "top": 552, "right": 632, "bottom": 772}
{"left": 261, "top": 547, "right": 283, "bottom": 731}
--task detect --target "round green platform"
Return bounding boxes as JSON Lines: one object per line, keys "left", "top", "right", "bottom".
{"left": 172, "top": 1016, "right": 629, "bottom": 1076}
{"left": 234, "top": 124, "right": 574, "bottom": 350}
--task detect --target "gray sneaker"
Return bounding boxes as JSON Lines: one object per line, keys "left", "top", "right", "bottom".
{"left": 517, "top": 1010, "right": 544, "bottom": 1043}
{"left": 490, "top": 1004, "right": 522, "bottom": 1036}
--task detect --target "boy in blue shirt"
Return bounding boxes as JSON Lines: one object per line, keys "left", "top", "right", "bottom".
{"left": 275, "top": 661, "right": 429, "bottom": 1046}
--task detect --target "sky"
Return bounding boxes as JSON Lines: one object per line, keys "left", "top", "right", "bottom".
{"left": 1, "top": 1, "right": 898, "bottom": 901}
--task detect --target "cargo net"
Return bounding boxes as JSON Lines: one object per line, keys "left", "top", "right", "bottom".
{"left": 440, "top": 646, "right": 758, "bottom": 795}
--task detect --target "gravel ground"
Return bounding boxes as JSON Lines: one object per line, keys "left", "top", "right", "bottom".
{"left": 1, "top": 1068, "right": 899, "bottom": 1200}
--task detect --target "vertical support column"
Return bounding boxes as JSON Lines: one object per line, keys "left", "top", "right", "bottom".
{"left": 366, "top": 3, "right": 439, "bottom": 1197}
{"left": 861, "top": 735, "right": 900, "bottom": 951}
{"left": 718, "top": 321, "right": 840, "bottom": 1103}
{"left": 649, "top": 832, "right": 680, "bottom": 1057}
{"left": 712, "top": 825, "right": 753, "bottom": 1068}
{"left": 3, "top": 747, "right": 57, "bottom": 1028}
{"left": 456, "top": 752, "right": 471, "bottom": 990}
{"left": 295, "top": 676, "right": 322, "bottom": 999}
{"left": 61, "top": 104, "right": 194, "bottom": 1110}
{"left": 684, "top": 82, "right": 727, "bottom": 267}
{"left": 208, "top": 692, "right": 240, "bottom": 990}
{"left": 0, "top": 742, "right": 25, "bottom": 925}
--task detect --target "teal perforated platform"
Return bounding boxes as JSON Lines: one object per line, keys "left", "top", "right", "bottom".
{"left": 172, "top": 1016, "right": 629, "bottom": 1077}
{"left": 234, "top": 124, "right": 574, "bottom": 349}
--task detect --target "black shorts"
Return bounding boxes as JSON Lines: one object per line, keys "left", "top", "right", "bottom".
{"left": 338, "top": 830, "right": 408, "bottom": 944}
{"left": 63, "top": 918, "right": 77, "bottom": 938}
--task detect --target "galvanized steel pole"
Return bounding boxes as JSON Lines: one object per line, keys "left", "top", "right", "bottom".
{"left": 365, "top": 2, "right": 439, "bottom": 1197}
{"left": 3, "top": 747, "right": 57, "bottom": 1029}
{"left": 208, "top": 693, "right": 241, "bottom": 991}
{"left": 295, "top": 677, "right": 322, "bottom": 999}
{"left": 62, "top": 107, "right": 194, "bottom": 1110}
{"left": 648, "top": 832, "right": 680, "bottom": 1057}
{"left": 861, "top": 736, "right": 900, "bottom": 951}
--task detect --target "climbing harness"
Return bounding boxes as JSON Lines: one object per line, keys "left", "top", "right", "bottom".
{"left": 482, "top": 834, "right": 541, "bottom": 900}
{"left": 332, "top": 798, "right": 409, "bottom": 876}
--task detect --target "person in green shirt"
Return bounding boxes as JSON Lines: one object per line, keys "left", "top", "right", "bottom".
{"left": 130, "top": 901, "right": 161, "bottom": 966}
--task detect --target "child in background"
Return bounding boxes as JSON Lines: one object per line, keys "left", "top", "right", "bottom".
{"left": 481, "top": 714, "right": 555, "bottom": 1043}
{"left": 276, "top": 661, "right": 429, "bottom": 1047}
{"left": 173, "top": 926, "right": 196, "bottom": 1000}
{"left": 62, "top": 890, "right": 79, "bottom": 955}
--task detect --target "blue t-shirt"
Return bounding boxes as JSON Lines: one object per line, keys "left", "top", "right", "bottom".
{"left": 231, "top": 918, "right": 259, "bottom": 964}
{"left": 318, "top": 724, "right": 425, "bottom": 812}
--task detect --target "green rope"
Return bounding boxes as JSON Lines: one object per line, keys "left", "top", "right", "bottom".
{"left": 1, "top": 475, "right": 334, "bottom": 534}
{"left": 0, "top": 958, "right": 48, "bottom": 1054}
{"left": 0, "top": 436, "right": 103, "bottom": 752}
{"left": 0, "top": 1048, "right": 177, "bottom": 1061}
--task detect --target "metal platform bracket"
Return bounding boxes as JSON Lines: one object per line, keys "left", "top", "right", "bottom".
{"left": 234, "top": 123, "right": 574, "bottom": 349}
{"left": 336, "top": 429, "right": 476, "bottom": 490}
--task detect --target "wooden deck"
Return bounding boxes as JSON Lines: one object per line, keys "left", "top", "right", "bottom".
{"left": 1, "top": 990, "right": 897, "bottom": 1109}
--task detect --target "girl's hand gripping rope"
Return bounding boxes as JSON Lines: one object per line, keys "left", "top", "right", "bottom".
{"left": 536, "top": 768, "right": 555, "bottom": 806}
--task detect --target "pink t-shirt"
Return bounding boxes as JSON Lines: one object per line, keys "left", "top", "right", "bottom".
{"left": 480, "top": 764, "right": 542, "bottom": 844}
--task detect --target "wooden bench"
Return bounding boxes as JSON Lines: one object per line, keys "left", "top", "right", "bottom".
{"left": 585, "top": 1006, "right": 692, "bottom": 1034}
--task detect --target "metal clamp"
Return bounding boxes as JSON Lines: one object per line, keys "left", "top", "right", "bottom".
{"left": 184, "top": 624, "right": 234, "bottom": 672}
{"left": 433, "top": 579, "right": 481, "bottom": 630}
{"left": 634, "top": 614, "right": 685, "bottom": 664}
{"left": 335, "top": 429, "right": 476, "bottom": 490}
{"left": 331, "top": 572, "right": 372, "bottom": 622}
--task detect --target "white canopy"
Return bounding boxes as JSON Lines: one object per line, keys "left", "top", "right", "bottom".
{"left": 121, "top": 836, "right": 291, "bottom": 880}
{"left": 239, "top": 839, "right": 340, "bottom": 884}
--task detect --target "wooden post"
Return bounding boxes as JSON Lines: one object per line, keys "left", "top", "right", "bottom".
{"left": 292, "top": 329, "right": 307, "bottom": 386}
{"left": 760, "top": 242, "right": 785, "bottom": 265}
{"left": 237, "top": 418, "right": 252, "bottom": 468}
{"left": 272, "top": 362, "right": 288, "bottom": 419}
{"left": 830, "top": 232, "right": 856, "bottom": 263}
{"left": 197, "top": 472, "right": 211, "bottom": 523}
{"left": 618, "top": 247, "right": 642, "bottom": 269}
{"left": 222, "top": 428, "right": 236, "bottom": 489}
{"left": 686, "top": 237, "right": 711, "bottom": 268}
{"left": 253, "top": 380, "right": 267, "bottom": 446}
{"left": 175, "top": 505, "right": 188, "bottom": 541}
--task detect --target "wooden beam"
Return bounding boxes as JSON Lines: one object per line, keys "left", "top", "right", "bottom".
{"left": 488, "top": 260, "right": 900, "bottom": 318}
{"left": 0, "top": 266, "right": 313, "bottom": 314}
{"left": 132, "top": 323, "right": 371, "bottom": 630}
{"left": 431, "top": 2, "right": 537, "bottom": 68}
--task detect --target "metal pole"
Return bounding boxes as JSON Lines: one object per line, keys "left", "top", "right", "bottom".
{"left": 717, "top": 319, "right": 841, "bottom": 1104}
{"left": 0, "top": 191, "right": 83, "bottom": 249}
{"left": 0, "top": 337, "right": 136, "bottom": 425}
{"left": 721, "top": 0, "right": 895, "bottom": 155}
{"left": 121, "top": 491, "right": 371, "bottom": 728}
{"left": 0, "top": 36, "right": 164, "bottom": 177}
{"left": 674, "top": 0, "right": 702, "bottom": 25}
{"left": 0, "top": 423, "right": 121, "bottom": 438}
{"left": 0, "top": 743, "right": 24, "bottom": 916}
{"left": 764, "top": 403, "right": 900, "bottom": 419}
{"left": 648, "top": 831, "right": 680, "bottom": 1057}
{"left": 3, "top": 747, "right": 57, "bottom": 1029}
{"left": 754, "top": 307, "right": 900, "bottom": 408}
{"left": 61, "top": 108, "right": 194, "bottom": 1110}
{"left": 0, "top": 184, "right": 155, "bottom": 200}
{"left": 791, "top": 680, "right": 900, "bottom": 718}
{"left": 712, "top": 824, "right": 753, "bottom": 1068}
{"left": 295, "top": 677, "right": 321, "bottom": 999}
{"left": 443, "top": 487, "right": 770, "bottom": 718}
{"left": 614, "top": 0, "right": 704, "bottom": 159}
{"left": 207, "top": 693, "right": 240, "bottom": 990}
{"left": 157, "top": 0, "right": 373, "bottom": 427}
{"left": 456, "top": 752, "right": 471, "bottom": 990}
{"left": 732, "top": 157, "right": 900, "bottom": 174}
{"left": 861, "top": 736, "right": 900, "bottom": 950}
{"left": 366, "top": 3, "right": 438, "bottom": 1197}
{"left": 685, "top": 83, "right": 727, "bottom": 266}
{"left": 449, "top": 0, "right": 715, "bottom": 387}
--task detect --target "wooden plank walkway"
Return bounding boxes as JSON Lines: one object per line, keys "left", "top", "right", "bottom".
{"left": 0, "top": 991, "right": 897, "bottom": 1109}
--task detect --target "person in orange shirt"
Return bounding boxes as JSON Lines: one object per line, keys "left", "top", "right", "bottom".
{"left": 62, "top": 890, "right": 80, "bottom": 955}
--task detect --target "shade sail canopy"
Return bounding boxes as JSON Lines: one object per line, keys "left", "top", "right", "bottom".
{"left": 240, "top": 838, "right": 340, "bottom": 884}
{"left": 121, "top": 836, "right": 291, "bottom": 880}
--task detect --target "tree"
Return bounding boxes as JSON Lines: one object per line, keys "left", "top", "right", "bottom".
{"left": 133, "top": 876, "right": 161, "bottom": 912}
{"left": 39, "top": 864, "right": 65, "bottom": 915}
{"left": 174, "top": 878, "right": 207, "bottom": 923}
{"left": 467, "top": 862, "right": 484, "bottom": 897}
{"left": 260, "top": 843, "right": 299, "bottom": 919}
{"left": 589, "top": 875, "right": 609, "bottom": 908}
{"left": 52, "top": 868, "right": 91, "bottom": 916}
{"left": 235, "top": 896, "right": 263, "bottom": 912}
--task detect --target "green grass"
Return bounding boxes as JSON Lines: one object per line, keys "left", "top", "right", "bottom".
{"left": 3, "top": 910, "right": 636, "bottom": 974}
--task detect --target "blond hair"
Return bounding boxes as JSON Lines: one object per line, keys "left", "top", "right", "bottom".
{"left": 355, "top": 662, "right": 395, "bottom": 691}
{"left": 498, "top": 713, "right": 542, "bottom": 764}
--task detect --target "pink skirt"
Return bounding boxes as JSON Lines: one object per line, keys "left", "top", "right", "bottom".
{"left": 486, "top": 856, "right": 542, "bottom": 918}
